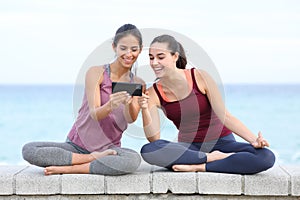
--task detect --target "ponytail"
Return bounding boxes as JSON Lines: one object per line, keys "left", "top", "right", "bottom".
{"left": 176, "top": 42, "right": 187, "bottom": 69}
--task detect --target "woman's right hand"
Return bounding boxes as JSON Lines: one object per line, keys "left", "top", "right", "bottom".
{"left": 109, "top": 91, "right": 131, "bottom": 110}
{"left": 138, "top": 91, "right": 150, "bottom": 110}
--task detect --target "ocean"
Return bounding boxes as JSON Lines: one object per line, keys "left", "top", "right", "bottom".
{"left": 0, "top": 84, "right": 299, "bottom": 165}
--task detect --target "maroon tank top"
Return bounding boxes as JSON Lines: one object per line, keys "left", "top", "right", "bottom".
{"left": 153, "top": 68, "right": 231, "bottom": 142}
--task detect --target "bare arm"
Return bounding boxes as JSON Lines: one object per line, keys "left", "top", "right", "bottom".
{"left": 138, "top": 87, "right": 161, "bottom": 142}
{"left": 85, "top": 66, "right": 130, "bottom": 121}
{"left": 194, "top": 69, "right": 269, "bottom": 148}
{"left": 123, "top": 77, "right": 145, "bottom": 123}
{"left": 85, "top": 66, "right": 111, "bottom": 121}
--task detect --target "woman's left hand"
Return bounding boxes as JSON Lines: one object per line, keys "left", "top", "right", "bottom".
{"left": 251, "top": 131, "right": 270, "bottom": 148}
{"left": 138, "top": 92, "right": 150, "bottom": 110}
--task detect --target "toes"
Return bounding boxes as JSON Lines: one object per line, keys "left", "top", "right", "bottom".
{"left": 172, "top": 165, "right": 178, "bottom": 171}
{"left": 108, "top": 149, "right": 117, "bottom": 155}
{"left": 44, "top": 168, "right": 51, "bottom": 176}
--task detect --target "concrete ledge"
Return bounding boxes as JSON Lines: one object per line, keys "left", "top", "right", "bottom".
{"left": 0, "top": 162, "right": 299, "bottom": 199}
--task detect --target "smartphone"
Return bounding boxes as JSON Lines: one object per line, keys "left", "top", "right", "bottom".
{"left": 112, "top": 82, "right": 143, "bottom": 96}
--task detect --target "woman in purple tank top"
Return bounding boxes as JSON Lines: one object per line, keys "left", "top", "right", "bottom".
{"left": 22, "top": 24, "right": 144, "bottom": 175}
{"left": 138, "top": 34, "right": 275, "bottom": 174}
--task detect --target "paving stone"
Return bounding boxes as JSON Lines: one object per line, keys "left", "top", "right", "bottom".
{"left": 198, "top": 172, "right": 242, "bottom": 195}
{"left": 244, "top": 165, "right": 289, "bottom": 196}
{"left": 152, "top": 171, "right": 197, "bottom": 194}
{"left": 281, "top": 165, "right": 300, "bottom": 196}
{"left": 61, "top": 174, "right": 104, "bottom": 194}
{"left": 0, "top": 165, "right": 27, "bottom": 195}
{"left": 15, "top": 166, "right": 61, "bottom": 195}
{"left": 105, "top": 173, "right": 151, "bottom": 194}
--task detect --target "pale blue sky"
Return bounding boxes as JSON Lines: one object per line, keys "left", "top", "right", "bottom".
{"left": 1, "top": 0, "right": 299, "bottom": 84}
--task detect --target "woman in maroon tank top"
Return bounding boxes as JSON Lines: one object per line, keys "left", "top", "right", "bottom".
{"left": 138, "top": 34, "right": 275, "bottom": 174}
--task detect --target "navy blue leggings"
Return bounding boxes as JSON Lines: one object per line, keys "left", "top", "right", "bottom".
{"left": 140, "top": 134, "right": 275, "bottom": 175}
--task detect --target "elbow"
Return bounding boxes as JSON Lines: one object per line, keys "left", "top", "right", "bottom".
{"left": 146, "top": 132, "right": 160, "bottom": 142}
{"left": 126, "top": 114, "right": 137, "bottom": 124}
{"left": 126, "top": 110, "right": 139, "bottom": 123}
{"left": 224, "top": 112, "right": 233, "bottom": 123}
{"left": 129, "top": 115, "right": 138, "bottom": 123}
{"left": 90, "top": 110, "right": 98, "bottom": 121}
{"left": 223, "top": 112, "right": 236, "bottom": 128}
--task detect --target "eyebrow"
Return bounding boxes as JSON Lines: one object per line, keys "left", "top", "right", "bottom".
{"left": 119, "top": 45, "right": 139, "bottom": 48}
{"left": 149, "top": 52, "right": 165, "bottom": 56}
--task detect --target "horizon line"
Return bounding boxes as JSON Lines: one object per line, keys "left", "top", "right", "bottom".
{"left": 1, "top": 82, "right": 300, "bottom": 86}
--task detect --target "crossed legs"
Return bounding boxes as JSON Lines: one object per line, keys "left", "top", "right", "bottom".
{"left": 44, "top": 149, "right": 117, "bottom": 175}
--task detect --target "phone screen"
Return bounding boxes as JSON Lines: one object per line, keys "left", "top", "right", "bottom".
{"left": 112, "top": 82, "right": 143, "bottom": 96}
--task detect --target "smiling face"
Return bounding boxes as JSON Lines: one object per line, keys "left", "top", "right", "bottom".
{"left": 114, "top": 34, "right": 141, "bottom": 68}
{"left": 149, "top": 42, "right": 178, "bottom": 78}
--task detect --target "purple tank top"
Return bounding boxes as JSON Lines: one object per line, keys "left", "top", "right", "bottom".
{"left": 67, "top": 65, "right": 129, "bottom": 152}
{"left": 153, "top": 68, "right": 231, "bottom": 143}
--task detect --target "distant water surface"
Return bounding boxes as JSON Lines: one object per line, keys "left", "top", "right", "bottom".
{"left": 0, "top": 84, "right": 299, "bottom": 165}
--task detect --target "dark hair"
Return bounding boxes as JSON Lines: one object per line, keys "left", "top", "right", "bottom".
{"left": 150, "top": 34, "right": 187, "bottom": 69}
{"left": 113, "top": 24, "right": 143, "bottom": 48}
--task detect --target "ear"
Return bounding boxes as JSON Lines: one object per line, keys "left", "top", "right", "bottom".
{"left": 139, "top": 45, "right": 143, "bottom": 53}
{"left": 112, "top": 43, "right": 117, "bottom": 53}
{"left": 174, "top": 52, "right": 179, "bottom": 62}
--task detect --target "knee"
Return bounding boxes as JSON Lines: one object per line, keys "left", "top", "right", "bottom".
{"left": 140, "top": 142, "right": 152, "bottom": 154}
{"left": 140, "top": 143, "right": 152, "bottom": 160}
{"left": 140, "top": 142, "right": 158, "bottom": 165}
{"left": 22, "top": 142, "right": 42, "bottom": 165}
{"left": 22, "top": 142, "right": 35, "bottom": 163}
{"left": 116, "top": 148, "right": 142, "bottom": 173}
{"left": 259, "top": 148, "right": 276, "bottom": 171}
{"left": 140, "top": 140, "right": 164, "bottom": 154}
{"left": 126, "top": 150, "right": 142, "bottom": 171}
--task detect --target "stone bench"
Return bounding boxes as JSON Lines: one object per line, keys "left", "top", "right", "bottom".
{"left": 0, "top": 162, "right": 299, "bottom": 199}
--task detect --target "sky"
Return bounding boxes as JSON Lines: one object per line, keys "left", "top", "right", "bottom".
{"left": 0, "top": 0, "right": 300, "bottom": 84}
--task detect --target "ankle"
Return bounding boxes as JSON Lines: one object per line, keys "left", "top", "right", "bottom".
{"left": 89, "top": 153, "right": 96, "bottom": 162}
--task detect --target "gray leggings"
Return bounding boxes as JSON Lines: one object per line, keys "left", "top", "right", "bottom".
{"left": 22, "top": 140, "right": 141, "bottom": 175}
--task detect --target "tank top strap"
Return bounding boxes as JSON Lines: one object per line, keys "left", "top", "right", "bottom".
{"left": 105, "top": 63, "right": 134, "bottom": 82}
{"left": 190, "top": 68, "right": 196, "bottom": 85}
{"left": 153, "top": 83, "right": 166, "bottom": 104}
{"left": 129, "top": 71, "right": 134, "bottom": 83}
{"left": 190, "top": 68, "right": 202, "bottom": 93}
{"left": 105, "top": 64, "right": 110, "bottom": 74}
{"left": 102, "top": 64, "right": 111, "bottom": 84}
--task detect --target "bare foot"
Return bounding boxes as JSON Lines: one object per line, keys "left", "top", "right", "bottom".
{"left": 172, "top": 164, "right": 206, "bottom": 172}
{"left": 44, "top": 163, "right": 90, "bottom": 175}
{"left": 206, "top": 151, "right": 234, "bottom": 162}
{"left": 91, "top": 149, "right": 117, "bottom": 160}
{"left": 71, "top": 149, "right": 117, "bottom": 165}
{"left": 172, "top": 151, "right": 234, "bottom": 173}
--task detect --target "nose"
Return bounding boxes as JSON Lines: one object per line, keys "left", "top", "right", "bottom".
{"left": 125, "top": 49, "right": 133, "bottom": 55}
{"left": 152, "top": 57, "right": 158, "bottom": 65}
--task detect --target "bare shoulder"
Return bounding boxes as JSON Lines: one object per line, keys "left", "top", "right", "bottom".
{"left": 85, "top": 65, "right": 106, "bottom": 83}
{"left": 147, "top": 86, "right": 156, "bottom": 95}
{"left": 86, "top": 65, "right": 105, "bottom": 76}
{"left": 194, "top": 68, "right": 209, "bottom": 80}
{"left": 86, "top": 65, "right": 105, "bottom": 75}
{"left": 147, "top": 85, "right": 160, "bottom": 107}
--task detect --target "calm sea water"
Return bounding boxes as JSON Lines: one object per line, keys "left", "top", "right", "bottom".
{"left": 0, "top": 84, "right": 299, "bottom": 165}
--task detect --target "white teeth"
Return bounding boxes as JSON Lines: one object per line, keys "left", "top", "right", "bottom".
{"left": 154, "top": 69, "right": 161, "bottom": 72}
{"left": 153, "top": 67, "right": 162, "bottom": 71}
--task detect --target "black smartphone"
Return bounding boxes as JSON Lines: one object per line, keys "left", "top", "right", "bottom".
{"left": 112, "top": 82, "right": 143, "bottom": 96}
